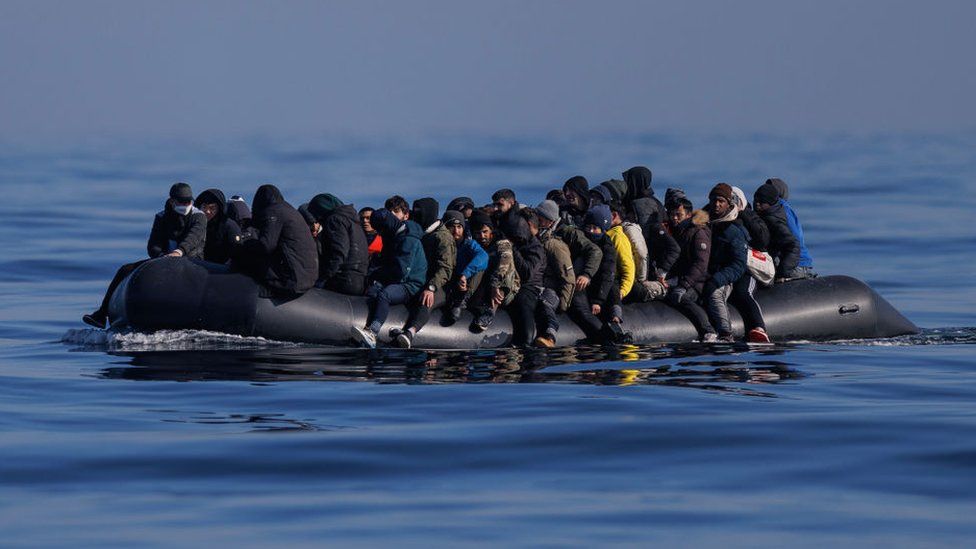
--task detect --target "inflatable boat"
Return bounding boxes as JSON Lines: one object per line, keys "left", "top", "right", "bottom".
{"left": 107, "top": 258, "right": 918, "bottom": 347}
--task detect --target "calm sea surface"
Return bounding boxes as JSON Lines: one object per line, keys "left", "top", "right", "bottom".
{"left": 1, "top": 132, "right": 974, "bottom": 546}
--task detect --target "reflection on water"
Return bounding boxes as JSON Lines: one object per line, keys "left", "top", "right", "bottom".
{"left": 151, "top": 410, "right": 334, "bottom": 432}
{"left": 95, "top": 344, "right": 804, "bottom": 395}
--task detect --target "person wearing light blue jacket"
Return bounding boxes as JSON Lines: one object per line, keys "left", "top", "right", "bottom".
{"left": 443, "top": 210, "right": 489, "bottom": 323}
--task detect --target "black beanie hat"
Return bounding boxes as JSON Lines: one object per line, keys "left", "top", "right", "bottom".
{"left": 442, "top": 209, "right": 464, "bottom": 227}
{"left": 170, "top": 182, "right": 193, "bottom": 201}
{"left": 766, "top": 178, "right": 790, "bottom": 200}
{"left": 468, "top": 210, "right": 494, "bottom": 233}
{"left": 754, "top": 183, "right": 780, "bottom": 206}
{"left": 584, "top": 204, "right": 613, "bottom": 232}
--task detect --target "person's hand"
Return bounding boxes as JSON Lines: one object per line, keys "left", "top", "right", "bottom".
{"left": 166, "top": 249, "right": 184, "bottom": 258}
{"left": 457, "top": 275, "right": 467, "bottom": 292}
{"left": 591, "top": 303, "right": 601, "bottom": 316}
{"left": 575, "top": 275, "right": 591, "bottom": 291}
{"left": 658, "top": 275, "right": 668, "bottom": 289}
{"left": 493, "top": 287, "right": 504, "bottom": 302}
{"left": 421, "top": 289, "right": 435, "bottom": 308}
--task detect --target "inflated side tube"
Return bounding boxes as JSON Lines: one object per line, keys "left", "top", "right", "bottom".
{"left": 109, "top": 258, "right": 919, "bottom": 347}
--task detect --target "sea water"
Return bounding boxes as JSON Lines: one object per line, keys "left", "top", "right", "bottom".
{"left": 1, "top": 132, "right": 975, "bottom": 546}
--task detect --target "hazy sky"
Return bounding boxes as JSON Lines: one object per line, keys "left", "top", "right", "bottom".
{"left": 1, "top": 0, "right": 973, "bottom": 141}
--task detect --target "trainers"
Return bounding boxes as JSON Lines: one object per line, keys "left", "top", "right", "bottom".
{"left": 388, "top": 327, "right": 404, "bottom": 339}
{"left": 82, "top": 311, "right": 107, "bottom": 329}
{"left": 534, "top": 333, "right": 556, "bottom": 348}
{"left": 351, "top": 326, "right": 377, "bottom": 349}
{"left": 718, "top": 333, "right": 736, "bottom": 343}
{"left": 747, "top": 327, "right": 771, "bottom": 343}
{"left": 395, "top": 330, "right": 413, "bottom": 349}
{"left": 701, "top": 332, "right": 719, "bottom": 343}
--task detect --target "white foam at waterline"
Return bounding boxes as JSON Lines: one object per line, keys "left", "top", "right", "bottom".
{"left": 61, "top": 328, "right": 296, "bottom": 350}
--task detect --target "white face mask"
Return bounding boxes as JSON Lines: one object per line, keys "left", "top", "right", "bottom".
{"left": 173, "top": 202, "right": 193, "bottom": 216}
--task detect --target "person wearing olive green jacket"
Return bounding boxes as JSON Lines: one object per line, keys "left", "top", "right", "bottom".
{"left": 606, "top": 202, "right": 636, "bottom": 300}
{"left": 524, "top": 204, "right": 576, "bottom": 347}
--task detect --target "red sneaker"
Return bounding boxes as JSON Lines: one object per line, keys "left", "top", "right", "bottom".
{"left": 748, "top": 328, "right": 771, "bottom": 343}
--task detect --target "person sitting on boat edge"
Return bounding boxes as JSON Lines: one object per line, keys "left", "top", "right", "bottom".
{"left": 665, "top": 198, "right": 717, "bottom": 342}
{"left": 571, "top": 204, "right": 626, "bottom": 344}
{"left": 195, "top": 188, "right": 242, "bottom": 265}
{"left": 307, "top": 193, "right": 369, "bottom": 296}
{"left": 391, "top": 198, "right": 456, "bottom": 348}
{"left": 352, "top": 208, "right": 427, "bottom": 349}
{"left": 757, "top": 178, "right": 816, "bottom": 280}
{"left": 560, "top": 175, "right": 590, "bottom": 228}
{"left": 469, "top": 210, "right": 521, "bottom": 333}
{"left": 525, "top": 203, "right": 575, "bottom": 348}
{"left": 442, "top": 210, "right": 489, "bottom": 324}
{"left": 703, "top": 183, "right": 748, "bottom": 343}
{"left": 83, "top": 182, "right": 207, "bottom": 328}
{"left": 236, "top": 184, "right": 319, "bottom": 297}
{"left": 730, "top": 186, "right": 772, "bottom": 343}
{"left": 499, "top": 212, "right": 548, "bottom": 347}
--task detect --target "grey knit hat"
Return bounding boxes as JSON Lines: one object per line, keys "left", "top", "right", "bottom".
{"left": 535, "top": 199, "right": 559, "bottom": 222}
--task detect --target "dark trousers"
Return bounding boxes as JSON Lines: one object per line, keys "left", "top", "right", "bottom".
{"left": 404, "top": 288, "right": 447, "bottom": 332}
{"left": 669, "top": 287, "right": 715, "bottom": 337}
{"left": 566, "top": 288, "right": 623, "bottom": 341}
{"left": 508, "top": 285, "right": 541, "bottom": 346}
{"left": 731, "top": 274, "right": 765, "bottom": 331}
{"left": 446, "top": 270, "right": 485, "bottom": 312}
{"left": 534, "top": 288, "right": 561, "bottom": 338}
{"left": 321, "top": 274, "right": 366, "bottom": 296}
{"left": 365, "top": 282, "right": 413, "bottom": 334}
{"left": 97, "top": 259, "right": 150, "bottom": 314}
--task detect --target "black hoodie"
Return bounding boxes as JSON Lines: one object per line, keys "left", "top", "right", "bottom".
{"left": 318, "top": 203, "right": 369, "bottom": 295}
{"left": 240, "top": 184, "right": 319, "bottom": 294}
{"left": 501, "top": 215, "right": 546, "bottom": 290}
{"left": 195, "top": 188, "right": 242, "bottom": 264}
{"left": 621, "top": 166, "right": 668, "bottom": 233}
{"left": 147, "top": 198, "right": 207, "bottom": 259}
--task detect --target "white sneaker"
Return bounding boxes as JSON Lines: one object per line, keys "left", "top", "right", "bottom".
{"left": 701, "top": 332, "right": 719, "bottom": 343}
{"left": 351, "top": 326, "right": 377, "bottom": 349}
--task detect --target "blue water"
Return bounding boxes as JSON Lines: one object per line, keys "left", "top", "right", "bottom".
{"left": 1, "top": 132, "right": 975, "bottom": 546}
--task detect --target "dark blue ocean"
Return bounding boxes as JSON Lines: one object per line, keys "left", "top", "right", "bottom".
{"left": 1, "top": 132, "right": 974, "bottom": 546}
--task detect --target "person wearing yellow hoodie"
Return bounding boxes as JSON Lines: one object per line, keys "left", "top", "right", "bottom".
{"left": 606, "top": 202, "right": 635, "bottom": 300}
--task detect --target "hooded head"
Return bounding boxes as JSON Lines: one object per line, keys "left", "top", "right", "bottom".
{"left": 370, "top": 208, "right": 403, "bottom": 240}
{"left": 194, "top": 188, "right": 227, "bottom": 222}
{"left": 589, "top": 185, "right": 613, "bottom": 206}
{"left": 754, "top": 183, "right": 780, "bottom": 207}
{"left": 411, "top": 197, "right": 440, "bottom": 230}
{"left": 446, "top": 197, "right": 475, "bottom": 216}
{"left": 252, "top": 184, "right": 284, "bottom": 216}
{"left": 308, "top": 193, "right": 344, "bottom": 222}
{"left": 730, "top": 186, "right": 748, "bottom": 210}
{"left": 297, "top": 203, "right": 317, "bottom": 226}
{"left": 622, "top": 166, "right": 653, "bottom": 199}
{"left": 227, "top": 196, "right": 252, "bottom": 227}
{"left": 500, "top": 213, "right": 534, "bottom": 246}
{"left": 584, "top": 204, "right": 613, "bottom": 234}
{"left": 562, "top": 175, "right": 589, "bottom": 197}
{"left": 766, "top": 178, "right": 790, "bottom": 200}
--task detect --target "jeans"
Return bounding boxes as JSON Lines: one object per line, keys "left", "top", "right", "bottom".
{"left": 365, "top": 282, "right": 413, "bottom": 334}
{"left": 705, "top": 283, "right": 734, "bottom": 336}
{"left": 534, "top": 288, "right": 561, "bottom": 338}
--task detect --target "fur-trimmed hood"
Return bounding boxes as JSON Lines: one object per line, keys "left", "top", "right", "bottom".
{"left": 690, "top": 209, "right": 710, "bottom": 227}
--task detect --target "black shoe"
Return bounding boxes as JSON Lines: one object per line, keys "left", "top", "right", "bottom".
{"left": 388, "top": 327, "right": 404, "bottom": 339}
{"left": 395, "top": 330, "right": 413, "bottom": 349}
{"left": 82, "top": 311, "right": 107, "bottom": 329}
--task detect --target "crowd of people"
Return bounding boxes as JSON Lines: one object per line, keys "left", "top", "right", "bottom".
{"left": 83, "top": 167, "right": 816, "bottom": 348}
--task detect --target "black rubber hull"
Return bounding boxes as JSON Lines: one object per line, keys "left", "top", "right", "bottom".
{"left": 108, "top": 258, "right": 919, "bottom": 347}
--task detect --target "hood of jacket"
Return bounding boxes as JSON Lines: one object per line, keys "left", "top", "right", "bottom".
{"left": 500, "top": 214, "right": 534, "bottom": 247}
{"left": 308, "top": 193, "right": 344, "bottom": 222}
{"left": 411, "top": 197, "right": 440, "bottom": 231}
{"left": 622, "top": 166, "right": 653, "bottom": 200}
{"left": 195, "top": 188, "right": 227, "bottom": 223}
{"left": 252, "top": 184, "right": 284, "bottom": 215}
{"left": 227, "top": 198, "right": 251, "bottom": 226}
{"left": 371, "top": 208, "right": 403, "bottom": 240}
{"left": 331, "top": 203, "right": 359, "bottom": 225}
{"left": 766, "top": 178, "right": 790, "bottom": 200}
{"left": 599, "top": 179, "right": 628, "bottom": 203}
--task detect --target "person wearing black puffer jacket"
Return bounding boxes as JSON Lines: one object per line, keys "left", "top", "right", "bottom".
{"left": 238, "top": 184, "right": 318, "bottom": 296}
{"left": 195, "top": 188, "right": 242, "bottom": 265}
{"left": 754, "top": 184, "right": 801, "bottom": 280}
{"left": 703, "top": 184, "right": 748, "bottom": 342}
{"left": 500, "top": 213, "right": 547, "bottom": 346}
{"left": 83, "top": 182, "right": 207, "bottom": 329}
{"left": 308, "top": 193, "right": 369, "bottom": 296}
{"left": 621, "top": 166, "right": 668, "bottom": 230}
